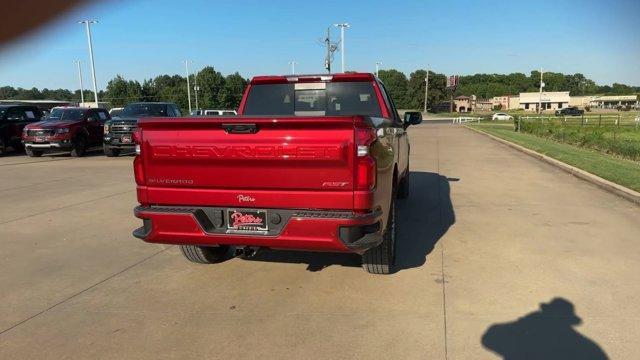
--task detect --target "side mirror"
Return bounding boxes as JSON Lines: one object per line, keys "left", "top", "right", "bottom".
{"left": 403, "top": 111, "right": 422, "bottom": 127}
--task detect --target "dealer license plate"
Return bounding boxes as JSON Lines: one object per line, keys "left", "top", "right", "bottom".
{"left": 227, "top": 209, "right": 268, "bottom": 231}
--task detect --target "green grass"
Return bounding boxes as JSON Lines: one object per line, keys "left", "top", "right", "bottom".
{"left": 428, "top": 110, "right": 640, "bottom": 122}
{"left": 469, "top": 124, "right": 640, "bottom": 192}
{"left": 518, "top": 120, "right": 640, "bottom": 160}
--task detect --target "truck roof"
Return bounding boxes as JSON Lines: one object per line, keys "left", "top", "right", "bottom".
{"left": 250, "top": 72, "right": 375, "bottom": 85}
{"left": 127, "top": 102, "right": 176, "bottom": 105}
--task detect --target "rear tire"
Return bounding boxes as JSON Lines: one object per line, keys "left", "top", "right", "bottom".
{"left": 180, "top": 245, "right": 230, "bottom": 264}
{"left": 362, "top": 197, "right": 396, "bottom": 274}
{"left": 25, "top": 148, "right": 43, "bottom": 157}
{"left": 103, "top": 146, "right": 120, "bottom": 157}
{"left": 0, "top": 138, "right": 6, "bottom": 156}
{"left": 397, "top": 170, "right": 410, "bottom": 199}
{"left": 70, "top": 137, "right": 86, "bottom": 157}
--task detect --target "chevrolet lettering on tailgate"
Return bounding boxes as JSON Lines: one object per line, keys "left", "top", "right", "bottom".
{"left": 151, "top": 144, "right": 344, "bottom": 160}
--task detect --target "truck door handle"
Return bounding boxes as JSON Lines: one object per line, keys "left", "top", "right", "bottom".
{"left": 222, "top": 123, "right": 258, "bottom": 134}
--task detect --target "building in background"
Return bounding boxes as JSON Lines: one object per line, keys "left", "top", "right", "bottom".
{"left": 569, "top": 95, "right": 595, "bottom": 107}
{"left": 454, "top": 96, "right": 472, "bottom": 112}
{"left": 588, "top": 95, "right": 638, "bottom": 109}
{"left": 475, "top": 98, "right": 492, "bottom": 111}
{"left": 509, "top": 96, "right": 520, "bottom": 110}
{"left": 519, "top": 91, "right": 570, "bottom": 111}
{"left": 453, "top": 95, "right": 492, "bottom": 112}
{"left": 79, "top": 101, "right": 111, "bottom": 109}
{"left": 492, "top": 95, "right": 516, "bottom": 110}
{"left": 0, "top": 99, "right": 75, "bottom": 111}
{"left": 432, "top": 93, "right": 638, "bottom": 113}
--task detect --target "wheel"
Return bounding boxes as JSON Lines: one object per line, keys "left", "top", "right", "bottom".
{"left": 362, "top": 197, "right": 396, "bottom": 274}
{"left": 25, "top": 148, "right": 43, "bottom": 157}
{"left": 397, "top": 170, "right": 410, "bottom": 199}
{"left": 70, "top": 136, "right": 86, "bottom": 157}
{"left": 103, "top": 146, "right": 120, "bottom": 157}
{"left": 179, "top": 245, "right": 230, "bottom": 264}
{"left": 0, "top": 138, "right": 6, "bottom": 156}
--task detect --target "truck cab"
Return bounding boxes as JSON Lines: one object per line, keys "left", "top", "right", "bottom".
{"left": 132, "top": 73, "right": 421, "bottom": 274}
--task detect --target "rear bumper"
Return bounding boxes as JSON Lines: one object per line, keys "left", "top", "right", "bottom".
{"left": 133, "top": 205, "right": 383, "bottom": 253}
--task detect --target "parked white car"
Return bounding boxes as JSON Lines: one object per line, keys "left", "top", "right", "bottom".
{"left": 492, "top": 112, "right": 514, "bottom": 121}
{"left": 190, "top": 109, "right": 237, "bottom": 116}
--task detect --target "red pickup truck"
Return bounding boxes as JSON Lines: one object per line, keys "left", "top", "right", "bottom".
{"left": 132, "top": 73, "right": 422, "bottom": 274}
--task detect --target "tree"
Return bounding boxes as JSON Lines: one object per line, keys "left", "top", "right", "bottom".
{"left": 197, "top": 66, "right": 226, "bottom": 109}
{"left": 405, "top": 70, "right": 428, "bottom": 110}
{"left": 378, "top": 69, "right": 408, "bottom": 108}
{"left": 104, "top": 75, "right": 143, "bottom": 106}
{"left": 218, "top": 73, "right": 248, "bottom": 109}
{"left": 2, "top": 69, "right": 637, "bottom": 110}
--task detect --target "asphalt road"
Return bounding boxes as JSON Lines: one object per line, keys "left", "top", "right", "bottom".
{"left": 0, "top": 124, "right": 638, "bottom": 359}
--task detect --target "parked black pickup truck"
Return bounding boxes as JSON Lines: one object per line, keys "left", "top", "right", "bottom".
{"left": 102, "top": 102, "right": 181, "bottom": 156}
{"left": 555, "top": 107, "right": 584, "bottom": 116}
{"left": 0, "top": 104, "right": 44, "bottom": 155}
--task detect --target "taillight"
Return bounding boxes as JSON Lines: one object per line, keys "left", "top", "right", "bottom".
{"left": 132, "top": 129, "right": 145, "bottom": 186}
{"left": 355, "top": 127, "right": 376, "bottom": 191}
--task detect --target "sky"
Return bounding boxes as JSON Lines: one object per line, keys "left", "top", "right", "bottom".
{"left": 1, "top": 0, "right": 639, "bottom": 91}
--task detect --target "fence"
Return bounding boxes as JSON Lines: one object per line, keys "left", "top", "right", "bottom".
{"left": 514, "top": 114, "right": 640, "bottom": 161}
{"left": 517, "top": 114, "right": 640, "bottom": 129}
{"left": 452, "top": 117, "right": 482, "bottom": 124}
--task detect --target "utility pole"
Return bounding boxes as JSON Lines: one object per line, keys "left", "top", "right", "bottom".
{"left": 185, "top": 60, "right": 192, "bottom": 114}
{"left": 75, "top": 60, "right": 85, "bottom": 105}
{"left": 325, "top": 27, "right": 331, "bottom": 73}
{"left": 289, "top": 61, "right": 297, "bottom": 75}
{"left": 78, "top": 20, "right": 99, "bottom": 108}
{"left": 194, "top": 67, "right": 199, "bottom": 112}
{"left": 334, "top": 23, "right": 350, "bottom": 72}
{"left": 424, "top": 66, "right": 429, "bottom": 113}
{"left": 323, "top": 27, "right": 338, "bottom": 74}
{"left": 375, "top": 61, "right": 381, "bottom": 77}
{"left": 538, "top": 68, "right": 544, "bottom": 114}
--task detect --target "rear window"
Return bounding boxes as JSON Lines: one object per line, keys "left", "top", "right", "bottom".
{"left": 121, "top": 104, "right": 168, "bottom": 117}
{"left": 243, "top": 82, "right": 382, "bottom": 117}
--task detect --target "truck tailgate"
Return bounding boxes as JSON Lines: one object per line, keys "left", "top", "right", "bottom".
{"left": 138, "top": 116, "right": 356, "bottom": 209}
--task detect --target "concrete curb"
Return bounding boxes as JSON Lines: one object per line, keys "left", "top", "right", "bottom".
{"left": 465, "top": 125, "right": 640, "bottom": 206}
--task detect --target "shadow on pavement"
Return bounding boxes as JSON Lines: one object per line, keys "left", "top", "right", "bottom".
{"left": 243, "top": 171, "right": 456, "bottom": 273}
{"left": 394, "top": 171, "right": 455, "bottom": 271}
{"left": 482, "top": 297, "right": 608, "bottom": 359}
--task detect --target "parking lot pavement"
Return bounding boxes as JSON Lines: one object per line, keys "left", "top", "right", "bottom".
{"left": 0, "top": 124, "right": 639, "bottom": 359}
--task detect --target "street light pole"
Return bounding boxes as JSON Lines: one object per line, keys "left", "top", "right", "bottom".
{"left": 538, "top": 68, "right": 544, "bottom": 114}
{"left": 185, "top": 60, "right": 192, "bottom": 114}
{"left": 75, "top": 60, "right": 85, "bottom": 105}
{"left": 289, "top": 61, "right": 297, "bottom": 75}
{"left": 78, "top": 20, "right": 99, "bottom": 108}
{"left": 375, "top": 61, "right": 381, "bottom": 77}
{"left": 334, "top": 23, "right": 350, "bottom": 72}
{"left": 424, "top": 66, "right": 429, "bottom": 113}
{"left": 194, "top": 67, "right": 199, "bottom": 111}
